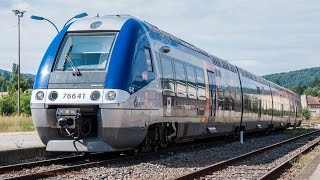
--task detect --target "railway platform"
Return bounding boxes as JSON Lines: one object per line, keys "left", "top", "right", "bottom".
{"left": 0, "top": 131, "right": 46, "bottom": 165}
{"left": 0, "top": 131, "right": 44, "bottom": 151}
{"left": 296, "top": 153, "right": 320, "bottom": 180}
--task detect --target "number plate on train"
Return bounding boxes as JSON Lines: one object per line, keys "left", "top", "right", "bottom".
{"left": 63, "top": 93, "right": 85, "bottom": 99}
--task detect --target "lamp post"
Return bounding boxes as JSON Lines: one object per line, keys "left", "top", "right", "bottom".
{"left": 12, "top": 9, "right": 26, "bottom": 116}
{"left": 30, "top": 15, "right": 59, "bottom": 33}
{"left": 30, "top": 12, "right": 88, "bottom": 33}
{"left": 63, "top": 12, "right": 88, "bottom": 27}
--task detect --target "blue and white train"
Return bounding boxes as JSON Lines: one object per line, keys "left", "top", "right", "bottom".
{"left": 31, "top": 15, "right": 302, "bottom": 152}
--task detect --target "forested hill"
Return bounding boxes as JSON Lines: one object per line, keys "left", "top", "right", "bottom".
{"left": 262, "top": 67, "right": 320, "bottom": 89}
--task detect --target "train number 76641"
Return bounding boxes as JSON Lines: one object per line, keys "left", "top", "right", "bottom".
{"left": 63, "top": 93, "right": 85, "bottom": 99}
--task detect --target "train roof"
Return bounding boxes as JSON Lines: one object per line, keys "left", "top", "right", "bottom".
{"left": 68, "top": 14, "right": 297, "bottom": 96}
{"left": 143, "top": 20, "right": 297, "bottom": 96}
{"left": 68, "top": 14, "right": 133, "bottom": 31}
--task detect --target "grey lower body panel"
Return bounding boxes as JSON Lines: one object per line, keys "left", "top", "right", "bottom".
{"left": 38, "top": 127, "right": 147, "bottom": 152}
{"left": 32, "top": 107, "right": 148, "bottom": 152}
{"left": 46, "top": 138, "right": 117, "bottom": 152}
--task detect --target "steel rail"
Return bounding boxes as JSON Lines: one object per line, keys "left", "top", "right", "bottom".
{"left": 1, "top": 136, "right": 228, "bottom": 180}
{"left": 174, "top": 130, "right": 320, "bottom": 180}
{"left": 0, "top": 154, "right": 86, "bottom": 173}
{"left": 258, "top": 136, "right": 320, "bottom": 180}
{"left": 3, "top": 155, "right": 128, "bottom": 180}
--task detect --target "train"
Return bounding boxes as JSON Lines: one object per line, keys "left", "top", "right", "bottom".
{"left": 31, "top": 15, "right": 302, "bottom": 152}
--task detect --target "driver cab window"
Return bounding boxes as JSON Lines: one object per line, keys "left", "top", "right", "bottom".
{"left": 55, "top": 33, "right": 116, "bottom": 71}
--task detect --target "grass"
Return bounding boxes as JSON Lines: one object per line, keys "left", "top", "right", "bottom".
{"left": 0, "top": 115, "right": 34, "bottom": 132}
{"left": 284, "top": 128, "right": 316, "bottom": 136}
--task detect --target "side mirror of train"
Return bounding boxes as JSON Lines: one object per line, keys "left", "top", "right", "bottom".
{"left": 160, "top": 46, "right": 171, "bottom": 53}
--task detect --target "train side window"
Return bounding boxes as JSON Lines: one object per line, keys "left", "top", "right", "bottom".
{"left": 186, "top": 65, "right": 197, "bottom": 99}
{"left": 174, "top": 61, "right": 187, "bottom": 96}
{"left": 130, "top": 47, "right": 155, "bottom": 92}
{"left": 160, "top": 56, "right": 175, "bottom": 95}
{"left": 196, "top": 68, "right": 206, "bottom": 100}
{"left": 145, "top": 48, "right": 153, "bottom": 72}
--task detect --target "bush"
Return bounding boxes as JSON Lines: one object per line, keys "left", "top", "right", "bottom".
{"left": 0, "top": 94, "right": 16, "bottom": 115}
{"left": 0, "top": 92, "right": 31, "bottom": 116}
{"left": 302, "top": 107, "right": 312, "bottom": 121}
{"left": 20, "top": 93, "right": 31, "bottom": 115}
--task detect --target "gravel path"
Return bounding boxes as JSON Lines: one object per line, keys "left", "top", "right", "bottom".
{"left": 278, "top": 143, "right": 320, "bottom": 180}
{"left": 41, "top": 130, "right": 314, "bottom": 180}
{"left": 204, "top": 133, "right": 320, "bottom": 179}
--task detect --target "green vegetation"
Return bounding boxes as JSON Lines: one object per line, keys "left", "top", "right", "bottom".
{"left": 0, "top": 64, "right": 34, "bottom": 92}
{"left": 0, "top": 116, "right": 34, "bottom": 132}
{"left": 263, "top": 67, "right": 320, "bottom": 96}
{"left": 0, "top": 64, "right": 33, "bottom": 116}
{"left": 284, "top": 128, "right": 315, "bottom": 136}
{"left": 302, "top": 107, "right": 312, "bottom": 121}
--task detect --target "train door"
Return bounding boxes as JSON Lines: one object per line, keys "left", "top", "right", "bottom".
{"left": 207, "top": 71, "right": 217, "bottom": 124}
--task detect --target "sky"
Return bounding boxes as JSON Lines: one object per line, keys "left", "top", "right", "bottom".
{"left": 0, "top": 0, "right": 319, "bottom": 76}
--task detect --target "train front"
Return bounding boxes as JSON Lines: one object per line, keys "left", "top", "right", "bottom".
{"left": 31, "top": 15, "right": 151, "bottom": 152}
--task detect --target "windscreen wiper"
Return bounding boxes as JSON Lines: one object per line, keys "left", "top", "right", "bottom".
{"left": 65, "top": 45, "right": 81, "bottom": 76}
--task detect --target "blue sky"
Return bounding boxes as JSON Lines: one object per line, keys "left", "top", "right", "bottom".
{"left": 0, "top": 0, "right": 319, "bottom": 75}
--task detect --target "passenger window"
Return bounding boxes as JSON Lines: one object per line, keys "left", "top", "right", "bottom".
{"left": 131, "top": 47, "right": 155, "bottom": 92}
{"left": 196, "top": 68, "right": 206, "bottom": 99}
{"left": 160, "top": 55, "right": 175, "bottom": 94}
{"left": 145, "top": 48, "right": 153, "bottom": 72}
{"left": 174, "top": 61, "right": 186, "bottom": 96}
{"left": 186, "top": 65, "right": 197, "bottom": 99}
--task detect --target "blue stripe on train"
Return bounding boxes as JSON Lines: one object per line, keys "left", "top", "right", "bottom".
{"left": 33, "top": 24, "right": 72, "bottom": 89}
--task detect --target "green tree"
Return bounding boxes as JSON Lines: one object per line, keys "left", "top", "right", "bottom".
{"left": 304, "top": 87, "right": 319, "bottom": 96}
{"left": 275, "top": 79, "right": 281, "bottom": 86}
{"left": 291, "top": 85, "right": 306, "bottom": 95}
{"left": 0, "top": 94, "right": 16, "bottom": 115}
{"left": 20, "top": 93, "right": 31, "bottom": 115}
{"left": 311, "top": 77, "right": 320, "bottom": 88}
{"left": 302, "top": 107, "right": 312, "bottom": 121}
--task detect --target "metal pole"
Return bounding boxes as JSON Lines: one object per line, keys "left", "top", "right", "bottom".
{"left": 12, "top": 10, "right": 25, "bottom": 116}
{"left": 17, "top": 15, "right": 20, "bottom": 116}
{"left": 240, "top": 131, "right": 244, "bottom": 144}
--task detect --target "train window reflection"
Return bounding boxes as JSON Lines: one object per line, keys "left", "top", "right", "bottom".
{"left": 160, "top": 56, "right": 175, "bottom": 93}
{"left": 174, "top": 61, "right": 186, "bottom": 95}
{"left": 196, "top": 68, "right": 206, "bottom": 99}
{"left": 55, "top": 34, "right": 116, "bottom": 71}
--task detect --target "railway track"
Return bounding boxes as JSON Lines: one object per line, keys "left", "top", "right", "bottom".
{"left": 0, "top": 152, "right": 126, "bottom": 180}
{"left": 0, "top": 135, "right": 229, "bottom": 180}
{"left": 1, "top": 129, "right": 317, "bottom": 180}
{"left": 174, "top": 130, "right": 320, "bottom": 180}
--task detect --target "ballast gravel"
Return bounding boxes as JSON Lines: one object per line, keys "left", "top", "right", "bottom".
{"left": 46, "top": 130, "right": 315, "bottom": 180}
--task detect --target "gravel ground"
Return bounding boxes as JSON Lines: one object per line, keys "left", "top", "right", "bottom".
{"left": 38, "top": 130, "right": 316, "bottom": 180}
{"left": 278, "top": 143, "right": 320, "bottom": 180}
{"left": 204, "top": 133, "right": 320, "bottom": 180}
{"left": 0, "top": 129, "right": 316, "bottom": 180}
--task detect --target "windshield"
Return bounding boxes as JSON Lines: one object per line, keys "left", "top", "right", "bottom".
{"left": 55, "top": 33, "right": 116, "bottom": 71}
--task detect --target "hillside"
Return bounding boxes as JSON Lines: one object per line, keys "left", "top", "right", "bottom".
{"left": 0, "top": 68, "right": 35, "bottom": 92}
{"left": 262, "top": 67, "right": 320, "bottom": 89}
{"left": 0, "top": 69, "right": 35, "bottom": 80}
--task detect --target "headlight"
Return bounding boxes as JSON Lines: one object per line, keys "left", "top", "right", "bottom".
{"left": 106, "top": 91, "right": 116, "bottom": 100}
{"left": 90, "top": 91, "right": 101, "bottom": 101}
{"left": 49, "top": 91, "right": 58, "bottom": 101}
{"left": 35, "top": 91, "right": 44, "bottom": 100}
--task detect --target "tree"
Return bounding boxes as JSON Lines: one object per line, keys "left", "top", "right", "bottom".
{"left": 311, "top": 77, "right": 320, "bottom": 88}
{"left": 275, "top": 79, "right": 281, "bottom": 86}
{"left": 291, "top": 85, "right": 306, "bottom": 95}
{"left": 302, "top": 107, "right": 312, "bottom": 121}
{"left": 304, "top": 87, "right": 319, "bottom": 96}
